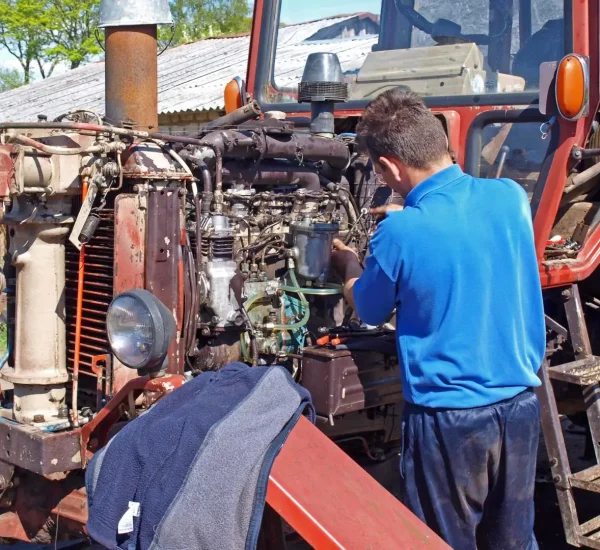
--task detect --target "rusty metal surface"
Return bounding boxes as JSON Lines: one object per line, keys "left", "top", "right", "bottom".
{"left": 535, "top": 361, "right": 581, "bottom": 547}
{"left": 266, "top": 415, "right": 451, "bottom": 549}
{"left": 50, "top": 488, "right": 88, "bottom": 525}
{"left": 0, "top": 145, "right": 15, "bottom": 201}
{"left": 146, "top": 189, "right": 184, "bottom": 374}
{"left": 193, "top": 332, "right": 242, "bottom": 371}
{"left": 547, "top": 357, "right": 600, "bottom": 385}
{"left": 563, "top": 285, "right": 600, "bottom": 464}
{"left": 113, "top": 194, "right": 146, "bottom": 393}
{"left": 0, "top": 374, "right": 185, "bottom": 476}
{"left": 0, "top": 511, "right": 28, "bottom": 541}
{"left": 80, "top": 374, "right": 186, "bottom": 463}
{"left": 6, "top": 473, "right": 88, "bottom": 542}
{"left": 121, "top": 142, "right": 192, "bottom": 180}
{"left": 302, "top": 346, "right": 401, "bottom": 417}
{"left": 105, "top": 26, "right": 158, "bottom": 129}
{"left": 0, "top": 420, "right": 82, "bottom": 475}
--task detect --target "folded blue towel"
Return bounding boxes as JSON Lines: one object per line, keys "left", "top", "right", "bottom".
{"left": 86, "top": 362, "right": 314, "bottom": 550}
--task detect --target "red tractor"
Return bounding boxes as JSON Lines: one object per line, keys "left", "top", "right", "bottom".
{"left": 0, "top": 0, "right": 597, "bottom": 547}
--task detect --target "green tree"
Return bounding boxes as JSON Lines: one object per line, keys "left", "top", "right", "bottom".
{"left": 0, "top": 67, "right": 24, "bottom": 91}
{"left": 45, "top": 0, "right": 102, "bottom": 70}
{"left": 0, "top": 0, "right": 53, "bottom": 84}
{"left": 0, "top": 0, "right": 101, "bottom": 84}
{"left": 165, "top": 0, "right": 252, "bottom": 46}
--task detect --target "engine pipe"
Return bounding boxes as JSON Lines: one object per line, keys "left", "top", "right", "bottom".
{"left": 222, "top": 162, "right": 321, "bottom": 191}
{"left": 198, "top": 130, "right": 351, "bottom": 170}
{"left": 0, "top": 124, "right": 351, "bottom": 170}
{"left": 203, "top": 100, "right": 262, "bottom": 130}
{"left": 104, "top": 25, "right": 159, "bottom": 129}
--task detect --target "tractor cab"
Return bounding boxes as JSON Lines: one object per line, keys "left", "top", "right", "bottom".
{"left": 247, "top": 0, "right": 570, "bottom": 199}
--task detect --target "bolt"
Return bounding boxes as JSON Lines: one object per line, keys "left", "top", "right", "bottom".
{"left": 201, "top": 327, "right": 211, "bottom": 337}
{"left": 549, "top": 458, "right": 558, "bottom": 467}
{"left": 575, "top": 346, "right": 583, "bottom": 354}
{"left": 562, "top": 289, "right": 572, "bottom": 300}
{"left": 553, "top": 475, "right": 562, "bottom": 483}
{"left": 133, "top": 185, "right": 140, "bottom": 192}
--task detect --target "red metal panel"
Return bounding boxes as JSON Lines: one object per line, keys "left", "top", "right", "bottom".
{"left": 541, "top": 223, "right": 600, "bottom": 287}
{"left": 267, "top": 416, "right": 451, "bottom": 550}
{"left": 0, "top": 145, "right": 15, "bottom": 201}
{"left": 113, "top": 194, "right": 146, "bottom": 392}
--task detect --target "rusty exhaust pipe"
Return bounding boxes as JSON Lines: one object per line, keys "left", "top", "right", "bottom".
{"left": 99, "top": 0, "right": 173, "bottom": 129}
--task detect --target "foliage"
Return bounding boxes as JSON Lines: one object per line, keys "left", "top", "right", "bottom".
{"left": 0, "top": 0, "right": 53, "bottom": 84}
{"left": 163, "top": 0, "right": 252, "bottom": 46}
{"left": 0, "top": 67, "right": 24, "bottom": 91}
{"left": 45, "top": 0, "right": 102, "bottom": 70}
{"left": 0, "top": 0, "right": 101, "bottom": 84}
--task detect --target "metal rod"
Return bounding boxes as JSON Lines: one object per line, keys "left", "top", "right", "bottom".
{"left": 9, "top": 134, "right": 120, "bottom": 156}
{"left": 71, "top": 177, "right": 89, "bottom": 428}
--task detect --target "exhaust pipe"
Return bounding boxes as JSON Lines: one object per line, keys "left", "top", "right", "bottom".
{"left": 99, "top": 0, "right": 173, "bottom": 129}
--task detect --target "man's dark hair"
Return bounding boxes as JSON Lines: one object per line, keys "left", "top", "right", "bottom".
{"left": 356, "top": 89, "right": 449, "bottom": 170}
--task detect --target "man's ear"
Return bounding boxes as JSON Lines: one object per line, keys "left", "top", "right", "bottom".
{"left": 379, "top": 156, "right": 403, "bottom": 181}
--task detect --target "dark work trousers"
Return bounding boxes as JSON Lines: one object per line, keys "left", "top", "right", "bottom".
{"left": 399, "top": 389, "right": 540, "bottom": 550}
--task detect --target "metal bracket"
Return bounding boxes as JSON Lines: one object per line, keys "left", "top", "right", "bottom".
{"left": 68, "top": 181, "right": 98, "bottom": 250}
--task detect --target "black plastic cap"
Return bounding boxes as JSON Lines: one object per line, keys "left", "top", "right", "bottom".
{"left": 298, "top": 53, "right": 348, "bottom": 103}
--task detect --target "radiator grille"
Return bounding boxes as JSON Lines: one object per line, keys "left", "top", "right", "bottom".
{"left": 65, "top": 210, "right": 114, "bottom": 379}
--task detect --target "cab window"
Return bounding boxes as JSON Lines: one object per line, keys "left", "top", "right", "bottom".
{"left": 269, "top": 0, "right": 567, "bottom": 103}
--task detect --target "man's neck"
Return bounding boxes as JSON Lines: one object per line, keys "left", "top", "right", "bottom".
{"left": 404, "top": 157, "right": 454, "bottom": 192}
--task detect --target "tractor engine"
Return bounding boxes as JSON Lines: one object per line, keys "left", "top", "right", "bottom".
{"left": 0, "top": 52, "right": 401, "bottom": 441}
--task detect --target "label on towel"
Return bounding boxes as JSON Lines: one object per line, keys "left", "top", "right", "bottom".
{"left": 118, "top": 501, "right": 140, "bottom": 534}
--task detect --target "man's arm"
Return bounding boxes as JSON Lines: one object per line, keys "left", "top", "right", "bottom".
{"left": 331, "top": 239, "right": 397, "bottom": 326}
{"left": 330, "top": 242, "right": 363, "bottom": 310}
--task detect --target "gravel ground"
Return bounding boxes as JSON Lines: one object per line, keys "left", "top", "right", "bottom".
{"left": 3, "top": 420, "right": 599, "bottom": 550}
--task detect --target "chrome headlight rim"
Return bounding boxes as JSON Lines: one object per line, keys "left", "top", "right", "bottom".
{"left": 107, "top": 289, "right": 175, "bottom": 370}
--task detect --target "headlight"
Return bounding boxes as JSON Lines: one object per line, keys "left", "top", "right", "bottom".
{"left": 107, "top": 289, "right": 176, "bottom": 370}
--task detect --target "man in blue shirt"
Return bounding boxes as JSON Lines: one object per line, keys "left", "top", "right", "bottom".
{"left": 332, "top": 89, "right": 545, "bottom": 550}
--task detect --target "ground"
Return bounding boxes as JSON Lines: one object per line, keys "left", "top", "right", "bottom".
{"left": 3, "top": 418, "right": 599, "bottom": 550}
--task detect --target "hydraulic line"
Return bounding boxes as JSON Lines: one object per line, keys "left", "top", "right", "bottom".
{"left": 9, "top": 134, "right": 125, "bottom": 156}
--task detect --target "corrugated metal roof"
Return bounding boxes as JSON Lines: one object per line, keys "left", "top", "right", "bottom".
{"left": 0, "top": 15, "right": 377, "bottom": 122}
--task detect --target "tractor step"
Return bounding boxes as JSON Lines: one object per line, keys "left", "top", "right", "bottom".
{"left": 541, "top": 285, "right": 600, "bottom": 550}
{"left": 570, "top": 465, "right": 600, "bottom": 493}
{"left": 547, "top": 357, "right": 600, "bottom": 385}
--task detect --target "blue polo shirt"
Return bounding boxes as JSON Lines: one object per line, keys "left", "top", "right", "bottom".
{"left": 353, "top": 164, "right": 544, "bottom": 409}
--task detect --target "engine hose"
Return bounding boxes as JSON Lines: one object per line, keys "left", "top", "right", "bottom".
{"left": 267, "top": 270, "right": 310, "bottom": 332}
{"left": 242, "top": 271, "right": 311, "bottom": 332}
{"left": 279, "top": 285, "right": 342, "bottom": 295}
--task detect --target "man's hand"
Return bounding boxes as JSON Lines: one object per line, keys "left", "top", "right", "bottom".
{"left": 370, "top": 204, "right": 403, "bottom": 229}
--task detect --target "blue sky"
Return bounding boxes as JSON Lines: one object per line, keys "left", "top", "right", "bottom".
{"left": 280, "top": 0, "right": 381, "bottom": 24}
